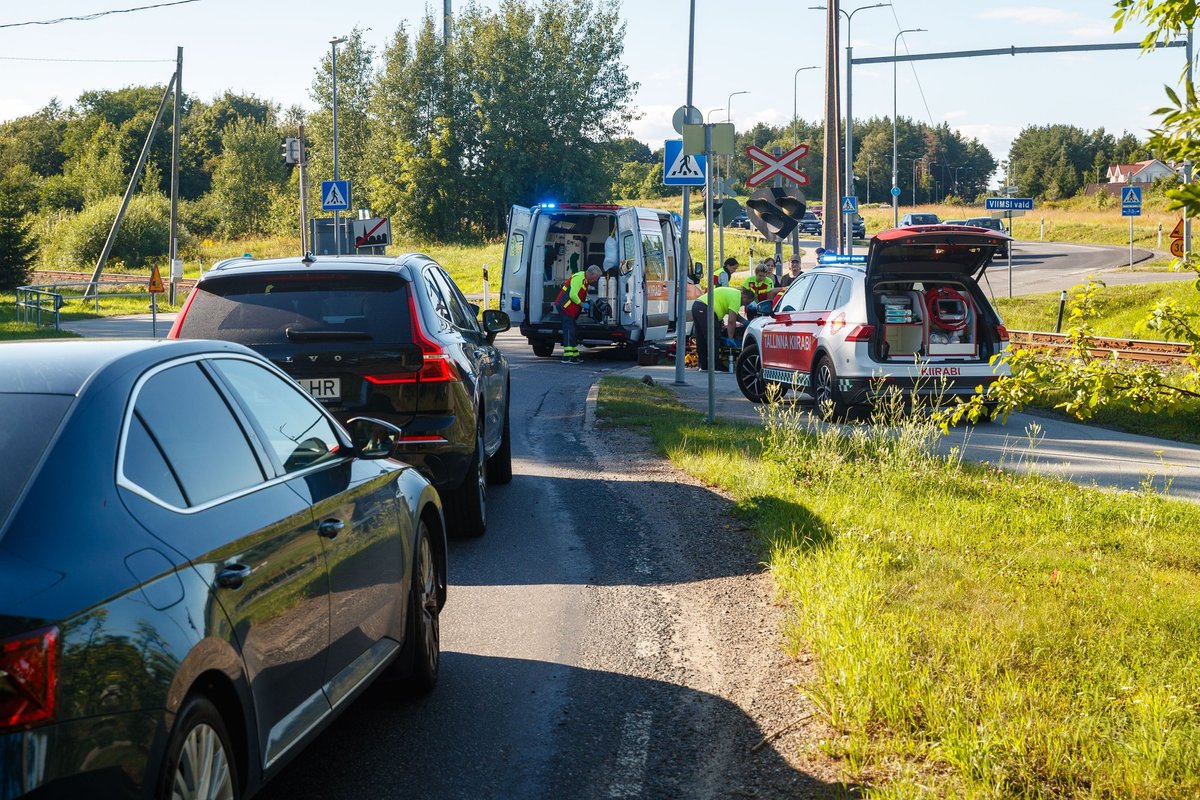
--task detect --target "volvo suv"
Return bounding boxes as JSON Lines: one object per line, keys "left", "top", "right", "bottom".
{"left": 170, "top": 253, "right": 512, "bottom": 536}
{"left": 734, "top": 226, "right": 1012, "bottom": 418}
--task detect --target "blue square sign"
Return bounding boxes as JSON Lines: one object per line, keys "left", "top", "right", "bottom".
{"left": 321, "top": 180, "right": 351, "bottom": 211}
{"left": 1121, "top": 185, "right": 1142, "bottom": 216}
{"left": 662, "top": 140, "right": 706, "bottom": 186}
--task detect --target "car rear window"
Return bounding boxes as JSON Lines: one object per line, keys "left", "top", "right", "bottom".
{"left": 177, "top": 272, "right": 413, "bottom": 346}
{"left": 0, "top": 394, "right": 73, "bottom": 527}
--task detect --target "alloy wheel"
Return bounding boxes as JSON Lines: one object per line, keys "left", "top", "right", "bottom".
{"left": 171, "top": 722, "right": 234, "bottom": 800}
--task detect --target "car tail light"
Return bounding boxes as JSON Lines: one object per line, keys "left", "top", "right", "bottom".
{"left": 166, "top": 288, "right": 198, "bottom": 339}
{"left": 845, "top": 324, "right": 875, "bottom": 342}
{"left": 363, "top": 293, "right": 460, "bottom": 386}
{"left": 0, "top": 626, "right": 58, "bottom": 733}
{"left": 996, "top": 324, "right": 1010, "bottom": 344}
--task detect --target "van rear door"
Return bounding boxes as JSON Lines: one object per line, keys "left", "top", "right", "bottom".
{"left": 501, "top": 205, "right": 531, "bottom": 325}
{"left": 616, "top": 207, "right": 643, "bottom": 334}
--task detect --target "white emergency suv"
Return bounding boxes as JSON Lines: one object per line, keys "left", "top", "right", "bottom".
{"left": 735, "top": 225, "right": 1012, "bottom": 418}
{"left": 500, "top": 203, "right": 699, "bottom": 358}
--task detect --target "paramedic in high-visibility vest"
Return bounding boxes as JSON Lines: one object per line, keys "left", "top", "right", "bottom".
{"left": 745, "top": 263, "right": 775, "bottom": 302}
{"left": 690, "top": 285, "right": 751, "bottom": 371}
{"left": 555, "top": 265, "right": 602, "bottom": 363}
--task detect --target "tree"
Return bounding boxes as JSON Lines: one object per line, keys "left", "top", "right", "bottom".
{"left": 0, "top": 195, "right": 38, "bottom": 290}
{"left": 210, "top": 119, "right": 290, "bottom": 237}
{"left": 307, "top": 28, "right": 376, "bottom": 216}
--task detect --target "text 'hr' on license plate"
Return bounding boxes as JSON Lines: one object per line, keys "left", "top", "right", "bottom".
{"left": 302, "top": 378, "right": 340, "bottom": 400}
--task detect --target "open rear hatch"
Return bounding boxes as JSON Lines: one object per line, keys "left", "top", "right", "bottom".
{"left": 866, "top": 225, "right": 1010, "bottom": 282}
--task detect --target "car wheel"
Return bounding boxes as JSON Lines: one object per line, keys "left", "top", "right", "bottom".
{"left": 735, "top": 343, "right": 769, "bottom": 404}
{"left": 531, "top": 339, "right": 555, "bottom": 358}
{"left": 812, "top": 354, "right": 849, "bottom": 421}
{"left": 159, "top": 695, "right": 238, "bottom": 800}
{"left": 486, "top": 393, "right": 513, "bottom": 485}
{"left": 406, "top": 519, "right": 441, "bottom": 693}
{"left": 446, "top": 428, "right": 486, "bottom": 537}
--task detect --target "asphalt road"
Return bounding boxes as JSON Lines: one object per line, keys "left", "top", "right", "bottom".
{"left": 254, "top": 335, "right": 839, "bottom": 799}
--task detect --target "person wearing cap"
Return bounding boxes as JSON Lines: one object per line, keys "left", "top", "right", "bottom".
{"left": 780, "top": 255, "right": 804, "bottom": 287}
{"left": 691, "top": 285, "right": 752, "bottom": 370}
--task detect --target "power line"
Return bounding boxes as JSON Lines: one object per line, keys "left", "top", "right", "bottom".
{"left": 889, "top": 4, "right": 935, "bottom": 126}
{"left": 0, "top": 0, "right": 201, "bottom": 29}
{"left": 0, "top": 56, "right": 173, "bottom": 63}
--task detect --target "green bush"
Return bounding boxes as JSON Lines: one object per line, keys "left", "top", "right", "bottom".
{"left": 41, "top": 194, "right": 188, "bottom": 270}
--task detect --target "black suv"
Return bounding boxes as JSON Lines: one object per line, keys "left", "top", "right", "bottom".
{"left": 798, "top": 211, "right": 822, "bottom": 235}
{"left": 170, "top": 253, "right": 512, "bottom": 537}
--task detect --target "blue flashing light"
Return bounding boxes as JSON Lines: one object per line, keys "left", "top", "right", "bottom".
{"left": 817, "top": 253, "right": 867, "bottom": 266}
{"left": 540, "top": 201, "right": 557, "bottom": 209}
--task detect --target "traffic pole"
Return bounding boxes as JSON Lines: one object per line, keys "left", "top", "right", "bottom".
{"left": 673, "top": 0, "right": 696, "bottom": 387}
{"left": 705, "top": 125, "right": 716, "bottom": 424}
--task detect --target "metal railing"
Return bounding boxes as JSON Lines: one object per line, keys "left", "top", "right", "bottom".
{"left": 16, "top": 281, "right": 164, "bottom": 331}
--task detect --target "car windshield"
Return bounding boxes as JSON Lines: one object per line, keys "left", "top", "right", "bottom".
{"left": 0, "top": 394, "right": 73, "bottom": 531}
{"left": 912, "top": 214, "right": 939, "bottom": 224}
{"left": 968, "top": 219, "right": 1002, "bottom": 230}
{"left": 177, "top": 272, "right": 414, "bottom": 346}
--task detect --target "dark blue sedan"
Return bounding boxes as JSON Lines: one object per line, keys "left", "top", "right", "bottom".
{"left": 0, "top": 339, "right": 446, "bottom": 799}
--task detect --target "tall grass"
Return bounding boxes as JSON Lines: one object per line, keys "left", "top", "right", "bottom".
{"left": 599, "top": 376, "right": 1200, "bottom": 798}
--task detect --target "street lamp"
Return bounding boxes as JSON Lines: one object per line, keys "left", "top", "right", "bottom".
{"left": 811, "top": 3, "right": 890, "bottom": 252}
{"left": 330, "top": 35, "right": 347, "bottom": 254}
{"left": 725, "top": 90, "right": 749, "bottom": 123}
{"left": 792, "top": 66, "right": 818, "bottom": 147}
{"left": 707, "top": 107, "right": 724, "bottom": 123}
{"left": 892, "top": 27, "right": 925, "bottom": 227}
{"left": 954, "top": 165, "right": 970, "bottom": 196}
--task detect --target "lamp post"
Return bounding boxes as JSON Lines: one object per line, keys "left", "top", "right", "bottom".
{"left": 792, "top": 66, "right": 819, "bottom": 147}
{"left": 811, "top": 3, "right": 889, "bottom": 252}
{"left": 892, "top": 27, "right": 925, "bottom": 227}
{"left": 954, "top": 165, "right": 968, "bottom": 195}
{"left": 725, "top": 90, "right": 749, "bottom": 123}
{"left": 330, "top": 35, "right": 347, "bottom": 254}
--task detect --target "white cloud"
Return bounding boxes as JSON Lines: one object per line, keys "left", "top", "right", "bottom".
{"left": 629, "top": 105, "right": 678, "bottom": 147}
{"left": 944, "top": 110, "right": 968, "bottom": 120}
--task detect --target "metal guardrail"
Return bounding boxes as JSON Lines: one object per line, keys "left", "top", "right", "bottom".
{"left": 1009, "top": 330, "right": 1192, "bottom": 366}
{"left": 16, "top": 281, "right": 165, "bottom": 331}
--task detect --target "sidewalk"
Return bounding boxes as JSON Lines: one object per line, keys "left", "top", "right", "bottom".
{"left": 615, "top": 361, "right": 1200, "bottom": 504}
{"left": 60, "top": 313, "right": 178, "bottom": 338}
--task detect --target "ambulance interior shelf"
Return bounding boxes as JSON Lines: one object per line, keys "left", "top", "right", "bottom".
{"left": 876, "top": 282, "right": 978, "bottom": 362}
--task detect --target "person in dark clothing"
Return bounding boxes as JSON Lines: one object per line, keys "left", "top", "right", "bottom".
{"left": 691, "top": 286, "right": 752, "bottom": 370}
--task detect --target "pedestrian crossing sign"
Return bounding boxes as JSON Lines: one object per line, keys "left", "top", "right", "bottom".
{"left": 1121, "top": 186, "right": 1142, "bottom": 206}
{"left": 663, "top": 139, "right": 706, "bottom": 186}
{"left": 841, "top": 196, "right": 858, "bottom": 214}
{"left": 321, "top": 180, "right": 351, "bottom": 211}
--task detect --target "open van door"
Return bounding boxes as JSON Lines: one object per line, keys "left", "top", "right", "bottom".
{"left": 616, "top": 207, "right": 643, "bottom": 335}
{"left": 501, "top": 205, "right": 531, "bottom": 326}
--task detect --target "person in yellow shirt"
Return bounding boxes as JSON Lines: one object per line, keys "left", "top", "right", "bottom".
{"left": 690, "top": 285, "right": 752, "bottom": 370}
{"left": 745, "top": 263, "right": 776, "bottom": 302}
{"left": 554, "top": 265, "right": 602, "bottom": 363}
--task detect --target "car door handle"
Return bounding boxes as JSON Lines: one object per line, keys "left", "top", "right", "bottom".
{"left": 318, "top": 519, "right": 345, "bottom": 539}
{"left": 216, "top": 564, "right": 252, "bottom": 590}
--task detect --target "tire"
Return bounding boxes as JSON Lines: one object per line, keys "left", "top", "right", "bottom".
{"left": 812, "top": 354, "right": 849, "bottom": 421}
{"left": 405, "top": 519, "right": 442, "bottom": 693}
{"left": 158, "top": 695, "right": 238, "bottom": 800}
{"left": 446, "top": 428, "right": 486, "bottom": 537}
{"left": 486, "top": 393, "right": 513, "bottom": 485}
{"left": 735, "top": 343, "right": 769, "bottom": 404}
{"left": 531, "top": 339, "right": 555, "bottom": 358}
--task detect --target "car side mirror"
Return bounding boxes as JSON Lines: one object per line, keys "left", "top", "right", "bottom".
{"left": 689, "top": 261, "right": 703, "bottom": 283}
{"left": 482, "top": 309, "right": 511, "bottom": 343}
{"left": 755, "top": 300, "right": 774, "bottom": 317}
{"left": 344, "top": 417, "right": 403, "bottom": 459}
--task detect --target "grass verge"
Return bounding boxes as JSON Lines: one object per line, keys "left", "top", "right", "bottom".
{"left": 598, "top": 376, "right": 1200, "bottom": 798}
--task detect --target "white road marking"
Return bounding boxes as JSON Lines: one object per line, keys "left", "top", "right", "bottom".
{"left": 607, "top": 710, "right": 653, "bottom": 798}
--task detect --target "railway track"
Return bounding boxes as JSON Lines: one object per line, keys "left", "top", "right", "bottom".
{"left": 1010, "top": 330, "right": 1192, "bottom": 366}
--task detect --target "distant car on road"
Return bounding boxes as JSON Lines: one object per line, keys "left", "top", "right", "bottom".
{"left": 798, "top": 211, "right": 822, "bottom": 235}
{"left": 0, "top": 338, "right": 446, "bottom": 800}
{"left": 899, "top": 212, "right": 941, "bottom": 227}
{"left": 171, "top": 253, "right": 513, "bottom": 538}
{"left": 730, "top": 213, "right": 751, "bottom": 229}
{"left": 965, "top": 216, "right": 1011, "bottom": 255}
{"left": 944, "top": 219, "right": 967, "bottom": 226}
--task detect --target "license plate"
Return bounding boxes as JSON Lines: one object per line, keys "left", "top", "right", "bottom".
{"left": 301, "top": 377, "right": 340, "bottom": 401}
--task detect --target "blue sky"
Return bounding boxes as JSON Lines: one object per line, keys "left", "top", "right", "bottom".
{"left": 0, "top": 1, "right": 1190, "bottom": 180}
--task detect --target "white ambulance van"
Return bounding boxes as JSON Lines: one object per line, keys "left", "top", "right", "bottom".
{"left": 500, "top": 202, "right": 699, "bottom": 357}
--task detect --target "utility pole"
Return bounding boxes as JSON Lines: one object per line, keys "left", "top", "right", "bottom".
{"left": 169, "top": 46, "right": 182, "bottom": 305}
{"left": 821, "top": 2, "right": 842, "bottom": 253}
{"left": 299, "top": 123, "right": 309, "bottom": 254}
{"left": 674, "top": 0, "right": 696, "bottom": 387}
{"left": 330, "top": 36, "right": 346, "bottom": 255}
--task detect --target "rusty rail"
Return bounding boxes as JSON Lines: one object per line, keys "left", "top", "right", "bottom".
{"left": 1009, "top": 330, "right": 1192, "bottom": 366}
